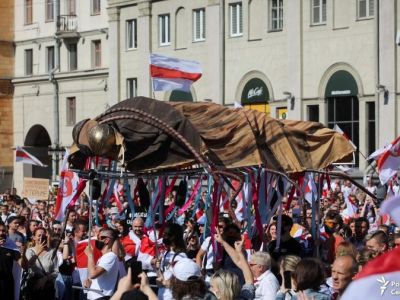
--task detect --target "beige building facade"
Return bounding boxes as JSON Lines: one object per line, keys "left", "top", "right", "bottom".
{"left": 11, "top": 0, "right": 400, "bottom": 191}
{"left": 107, "top": 0, "right": 400, "bottom": 175}
{"left": 13, "top": 0, "right": 109, "bottom": 191}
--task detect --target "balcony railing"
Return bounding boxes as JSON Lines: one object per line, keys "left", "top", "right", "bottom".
{"left": 57, "top": 15, "right": 78, "bottom": 33}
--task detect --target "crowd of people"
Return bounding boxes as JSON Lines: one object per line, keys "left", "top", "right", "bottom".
{"left": 0, "top": 176, "right": 399, "bottom": 300}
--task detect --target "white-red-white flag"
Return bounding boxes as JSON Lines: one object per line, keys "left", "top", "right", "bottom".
{"left": 15, "top": 146, "right": 47, "bottom": 167}
{"left": 150, "top": 53, "right": 202, "bottom": 92}
{"left": 343, "top": 195, "right": 358, "bottom": 218}
{"left": 368, "top": 136, "right": 400, "bottom": 184}
{"left": 333, "top": 124, "right": 357, "bottom": 150}
{"left": 380, "top": 195, "right": 400, "bottom": 229}
{"left": 54, "top": 150, "right": 80, "bottom": 221}
{"left": 303, "top": 172, "right": 317, "bottom": 204}
{"left": 342, "top": 246, "right": 400, "bottom": 300}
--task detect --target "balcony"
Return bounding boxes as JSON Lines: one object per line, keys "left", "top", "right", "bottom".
{"left": 56, "top": 15, "right": 79, "bottom": 38}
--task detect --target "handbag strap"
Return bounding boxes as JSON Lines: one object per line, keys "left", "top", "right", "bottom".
{"left": 36, "top": 255, "right": 48, "bottom": 275}
{"left": 35, "top": 249, "right": 56, "bottom": 276}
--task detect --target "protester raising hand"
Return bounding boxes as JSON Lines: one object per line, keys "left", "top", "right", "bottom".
{"left": 214, "top": 228, "right": 254, "bottom": 285}
{"left": 33, "top": 238, "right": 46, "bottom": 256}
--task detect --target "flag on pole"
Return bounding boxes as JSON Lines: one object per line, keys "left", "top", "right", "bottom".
{"left": 343, "top": 195, "right": 358, "bottom": 218}
{"left": 15, "top": 146, "right": 47, "bottom": 167}
{"left": 341, "top": 194, "right": 400, "bottom": 300}
{"left": 341, "top": 245, "right": 400, "bottom": 300}
{"left": 333, "top": 124, "right": 357, "bottom": 150}
{"left": 150, "top": 53, "right": 202, "bottom": 92}
{"left": 303, "top": 172, "right": 317, "bottom": 204}
{"left": 368, "top": 136, "right": 400, "bottom": 184}
{"left": 54, "top": 150, "right": 80, "bottom": 221}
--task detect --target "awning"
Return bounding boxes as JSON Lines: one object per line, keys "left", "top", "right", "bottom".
{"left": 325, "top": 70, "right": 358, "bottom": 97}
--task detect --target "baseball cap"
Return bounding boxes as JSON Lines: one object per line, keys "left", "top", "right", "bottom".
{"left": 109, "top": 207, "right": 119, "bottom": 215}
{"left": 171, "top": 258, "right": 201, "bottom": 281}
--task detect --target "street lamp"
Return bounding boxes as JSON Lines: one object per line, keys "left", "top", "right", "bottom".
{"left": 48, "top": 145, "right": 65, "bottom": 182}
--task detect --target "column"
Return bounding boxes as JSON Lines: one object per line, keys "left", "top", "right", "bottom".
{"left": 137, "top": 0, "right": 152, "bottom": 97}
{"left": 378, "top": 0, "right": 396, "bottom": 145}
{"left": 107, "top": 6, "right": 120, "bottom": 105}
{"left": 285, "top": 1, "right": 302, "bottom": 120}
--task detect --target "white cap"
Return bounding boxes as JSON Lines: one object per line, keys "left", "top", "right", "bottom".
{"left": 172, "top": 258, "right": 201, "bottom": 281}
{"left": 109, "top": 207, "right": 119, "bottom": 215}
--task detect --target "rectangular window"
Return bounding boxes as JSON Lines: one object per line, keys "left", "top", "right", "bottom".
{"left": 25, "top": 49, "right": 33, "bottom": 76}
{"left": 67, "top": 0, "right": 76, "bottom": 15}
{"left": 92, "top": 40, "right": 101, "bottom": 68}
{"left": 66, "top": 97, "right": 76, "bottom": 126}
{"left": 312, "top": 0, "right": 327, "bottom": 24}
{"left": 91, "top": 0, "right": 101, "bottom": 15}
{"left": 159, "top": 14, "right": 170, "bottom": 45}
{"left": 46, "top": 46, "right": 55, "bottom": 72}
{"left": 270, "top": 0, "right": 283, "bottom": 31}
{"left": 358, "top": 0, "right": 374, "bottom": 19}
{"left": 46, "top": 0, "right": 54, "bottom": 21}
{"left": 25, "top": 0, "right": 33, "bottom": 24}
{"left": 230, "top": 3, "right": 243, "bottom": 37}
{"left": 307, "top": 105, "right": 319, "bottom": 122}
{"left": 127, "top": 19, "right": 137, "bottom": 49}
{"left": 127, "top": 78, "right": 137, "bottom": 99}
{"left": 69, "top": 43, "right": 77, "bottom": 71}
{"left": 193, "top": 9, "right": 206, "bottom": 42}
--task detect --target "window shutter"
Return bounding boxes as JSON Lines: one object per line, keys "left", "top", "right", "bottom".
{"left": 239, "top": 4, "right": 243, "bottom": 34}
{"left": 322, "top": 0, "right": 327, "bottom": 22}
{"left": 196, "top": 11, "right": 200, "bottom": 40}
{"left": 231, "top": 5, "right": 237, "bottom": 35}
{"left": 368, "top": 0, "right": 374, "bottom": 16}
{"left": 359, "top": 0, "right": 367, "bottom": 18}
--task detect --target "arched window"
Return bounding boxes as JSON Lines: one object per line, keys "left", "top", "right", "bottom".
{"left": 241, "top": 78, "right": 270, "bottom": 115}
{"left": 325, "top": 70, "right": 359, "bottom": 165}
{"left": 169, "top": 90, "right": 193, "bottom": 102}
{"left": 24, "top": 125, "right": 52, "bottom": 179}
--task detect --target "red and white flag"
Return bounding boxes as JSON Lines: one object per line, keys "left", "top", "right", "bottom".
{"left": 15, "top": 146, "right": 47, "bottom": 167}
{"left": 368, "top": 136, "right": 400, "bottom": 184}
{"left": 341, "top": 246, "right": 400, "bottom": 300}
{"left": 333, "top": 124, "right": 357, "bottom": 150}
{"left": 54, "top": 150, "right": 80, "bottom": 221}
{"left": 303, "top": 172, "right": 317, "bottom": 204}
{"left": 111, "top": 183, "right": 124, "bottom": 212}
{"left": 150, "top": 53, "right": 202, "bottom": 92}
{"left": 343, "top": 195, "right": 358, "bottom": 218}
{"left": 342, "top": 194, "right": 400, "bottom": 299}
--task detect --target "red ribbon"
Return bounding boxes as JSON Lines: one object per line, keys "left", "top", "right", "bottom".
{"left": 178, "top": 176, "right": 202, "bottom": 215}
{"left": 250, "top": 170, "right": 263, "bottom": 243}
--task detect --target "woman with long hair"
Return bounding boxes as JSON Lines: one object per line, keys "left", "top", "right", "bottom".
{"left": 23, "top": 227, "right": 59, "bottom": 300}
{"left": 276, "top": 258, "right": 330, "bottom": 300}
{"left": 258, "top": 222, "right": 277, "bottom": 252}
{"left": 156, "top": 222, "right": 188, "bottom": 300}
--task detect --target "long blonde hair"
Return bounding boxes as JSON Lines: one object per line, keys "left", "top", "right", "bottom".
{"left": 210, "top": 270, "right": 241, "bottom": 300}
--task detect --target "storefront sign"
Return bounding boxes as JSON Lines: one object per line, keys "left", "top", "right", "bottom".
{"left": 241, "top": 78, "right": 269, "bottom": 104}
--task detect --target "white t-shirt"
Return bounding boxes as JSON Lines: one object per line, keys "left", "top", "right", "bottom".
{"left": 87, "top": 252, "right": 119, "bottom": 300}
{"left": 200, "top": 236, "right": 214, "bottom": 270}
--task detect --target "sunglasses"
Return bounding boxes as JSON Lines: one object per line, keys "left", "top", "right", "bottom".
{"left": 99, "top": 236, "right": 111, "bottom": 241}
